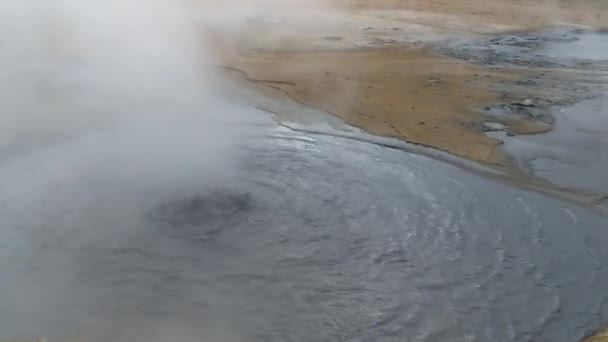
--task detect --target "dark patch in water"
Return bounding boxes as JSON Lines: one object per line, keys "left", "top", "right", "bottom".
{"left": 480, "top": 103, "right": 554, "bottom": 124}
{"left": 151, "top": 190, "right": 253, "bottom": 240}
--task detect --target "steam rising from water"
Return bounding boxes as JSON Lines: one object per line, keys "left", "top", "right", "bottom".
{"left": 0, "top": 1, "right": 242, "bottom": 338}
{"left": 0, "top": 0, "right": 335, "bottom": 334}
{"left": 2, "top": 0, "right": 217, "bottom": 145}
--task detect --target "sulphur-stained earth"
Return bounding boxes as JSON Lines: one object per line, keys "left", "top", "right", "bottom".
{"left": 213, "top": 0, "right": 608, "bottom": 181}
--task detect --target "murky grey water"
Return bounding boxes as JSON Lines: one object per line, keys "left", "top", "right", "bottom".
{"left": 495, "top": 98, "right": 608, "bottom": 194}
{"left": 545, "top": 32, "right": 608, "bottom": 61}
{"left": 1, "top": 115, "right": 608, "bottom": 342}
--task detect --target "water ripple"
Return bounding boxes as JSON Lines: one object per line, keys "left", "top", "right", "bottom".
{"left": 1, "top": 125, "right": 607, "bottom": 341}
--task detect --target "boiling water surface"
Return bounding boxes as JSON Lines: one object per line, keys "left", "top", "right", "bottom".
{"left": 1, "top": 118, "right": 607, "bottom": 342}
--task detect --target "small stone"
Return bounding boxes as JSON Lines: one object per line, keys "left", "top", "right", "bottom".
{"left": 483, "top": 121, "right": 506, "bottom": 131}
{"left": 511, "top": 99, "right": 535, "bottom": 107}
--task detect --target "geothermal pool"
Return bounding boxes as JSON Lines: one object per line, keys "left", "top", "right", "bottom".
{"left": 1, "top": 112, "right": 607, "bottom": 342}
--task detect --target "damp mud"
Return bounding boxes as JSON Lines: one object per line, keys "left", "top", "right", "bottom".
{"left": 437, "top": 28, "right": 608, "bottom": 68}
{"left": 583, "top": 325, "right": 608, "bottom": 342}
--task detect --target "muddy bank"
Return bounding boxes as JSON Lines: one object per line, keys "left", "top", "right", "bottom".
{"left": 223, "top": 47, "right": 511, "bottom": 165}
{"left": 583, "top": 325, "right": 608, "bottom": 342}
{"left": 221, "top": 32, "right": 603, "bottom": 166}
{"left": 438, "top": 29, "right": 607, "bottom": 134}
{"left": 214, "top": 2, "right": 608, "bottom": 193}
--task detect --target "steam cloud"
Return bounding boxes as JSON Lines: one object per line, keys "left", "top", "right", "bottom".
{"left": 0, "top": 0, "right": 339, "bottom": 337}
{"left": 0, "top": 0, "right": 258, "bottom": 339}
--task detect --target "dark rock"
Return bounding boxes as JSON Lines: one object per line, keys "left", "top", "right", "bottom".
{"left": 510, "top": 99, "right": 534, "bottom": 107}
{"left": 515, "top": 79, "right": 542, "bottom": 87}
